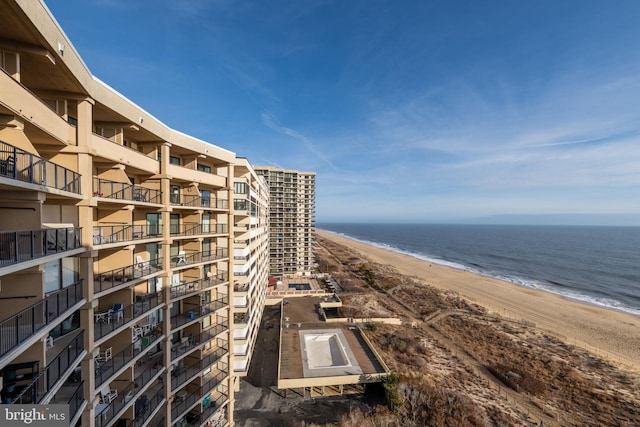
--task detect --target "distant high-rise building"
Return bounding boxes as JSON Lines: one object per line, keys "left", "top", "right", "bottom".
{"left": 254, "top": 167, "right": 316, "bottom": 277}
{"left": 231, "top": 159, "right": 270, "bottom": 382}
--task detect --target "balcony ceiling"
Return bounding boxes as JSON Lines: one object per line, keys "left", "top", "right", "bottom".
{"left": 0, "top": 0, "right": 87, "bottom": 95}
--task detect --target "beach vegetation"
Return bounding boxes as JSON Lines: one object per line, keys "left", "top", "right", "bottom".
{"left": 381, "top": 373, "right": 401, "bottom": 410}
{"left": 358, "top": 265, "right": 376, "bottom": 286}
{"left": 311, "top": 234, "right": 640, "bottom": 427}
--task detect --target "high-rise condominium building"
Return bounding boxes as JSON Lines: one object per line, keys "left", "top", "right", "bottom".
{"left": 254, "top": 167, "right": 316, "bottom": 277}
{"left": 231, "top": 160, "right": 269, "bottom": 383}
{"left": 0, "top": 1, "right": 269, "bottom": 426}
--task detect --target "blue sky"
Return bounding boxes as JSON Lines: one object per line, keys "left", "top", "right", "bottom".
{"left": 47, "top": 1, "right": 640, "bottom": 224}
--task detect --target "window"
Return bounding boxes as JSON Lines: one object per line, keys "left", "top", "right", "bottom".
{"left": 50, "top": 311, "right": 79, "bottom": 339}
{"left": 146, "top": 243, "right": 161, "bottom": 262}
{"left": 197, "top": 164, "right": 211, "bottom": 173}
{"left": 170, "top": 214, "right": 180, "bottom": 234}
{"left": 147, "top": 213, "right": 162, "bottom": 236}
{"left": 170, "top": 243, "right": 180, "bottom": 259}
{"left": 202, "top": 238, "right": 211, "bottom": 257}
{"left": 202, "top": 214, "right": 211, "bottom": 233}
{"left": 234, "top": 199, "right": 248, "bottom": 211}
{"left": 234, "top": 182, "right": 248, "bottom": 194}
{"left": 170, "top": 185, "right": 180, "bottom": 204}
{"left": 44, "top": 258, "right": 79, "bottom": 293}
{"left": 170, "top": 156, "right": 181, "bottom": 165}
{"left": 201, "top": 190, "right": 210, "bottom": 207}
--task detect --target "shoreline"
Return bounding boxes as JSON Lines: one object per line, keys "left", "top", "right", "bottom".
{"left": 321, "top": 229, "right": 640, "bottom": 317}
{"left": 317, "top": 229, "right": 640, "bottom": 370}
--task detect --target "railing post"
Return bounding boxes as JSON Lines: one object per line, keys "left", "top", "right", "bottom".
{"left": 28, "top": 152, "right": 34, "bottom": 183}
{"left": 30, "top": 230, "right": 36, "bottom": 259}
{"left": 41, "top": 158, "right": 47, "bottom": 187}
{"left": 13, "top": 232, "right": 18, "bottom": 264}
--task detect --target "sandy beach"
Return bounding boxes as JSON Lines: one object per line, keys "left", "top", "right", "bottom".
{"left": 318, "top": 230, "right": 640, "bottom": 370}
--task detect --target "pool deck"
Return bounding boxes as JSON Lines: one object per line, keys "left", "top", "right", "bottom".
{"left": 270, "top": 276, "right": 323, "bottom": 292}
{"left": 278, "top": 296, "right": 388, "bottom": 387}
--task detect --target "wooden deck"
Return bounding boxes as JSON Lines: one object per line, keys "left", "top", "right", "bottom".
{"left": 278, "top": 296, "right": 388, "bottom": 382}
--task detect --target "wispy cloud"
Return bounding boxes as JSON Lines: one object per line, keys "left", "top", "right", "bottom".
{"left": 261, "top": 112, "right": 338, "bottom": 170}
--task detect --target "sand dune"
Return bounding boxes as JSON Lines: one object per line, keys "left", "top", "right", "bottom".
{"left": 318, "top": 230, "right": 640, "bottom": 370}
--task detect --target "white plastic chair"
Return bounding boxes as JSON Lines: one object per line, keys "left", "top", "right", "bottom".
{"left": 96, "top": 347, "right": 112, "bottom": 362}
{"left": 132, "top": 326, "right": 143, "bottom": 340}
{"left": 176, "top": 251, "right": 187, "bottom": 265}
{"left": 99, "top": 385, "right": 118, "bottom": 404}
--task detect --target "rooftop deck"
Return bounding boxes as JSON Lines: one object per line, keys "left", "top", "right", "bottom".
{"left": 277, "top": 296, "right": 388, "bottom": 389}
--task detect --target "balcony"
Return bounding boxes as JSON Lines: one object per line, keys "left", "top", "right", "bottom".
{"left": 94, "top": 293, "right": 163, "bottom": 342}
{"left": 95, "top": 329, "right": 163, "bottom": 389}
{"left": 95, "top": 363, "right": 164, "bottom": 427}
{"left": 0, "top": 227, "right": 82, "bottom": 268}
{"left": 170, "top": 194, "right": 228, "bottom": 210}
{"left": 67, "top": 380, "right": 86, "bottom": 424}
{"left": 125, "top": 388, "right": 165, "bottom": 427}
{"left": 172, "top": 344, "right": 228, "bottom": 390}
{"left": 93, "top": 225, "right": 162, "bottom": 246}
{"left": 171, "top": 368, "right": 228, "bottom": 422}
{"left": 9, "top": 330, "right": 84, "bottom": 404}
{"left": 0, "top": 280, "right": 83, "bottom": 362}
{"left": 169, "top": 223, "right": 227, "bottom": 237}
{"left": 94, "top": 258, "right": 162, "bottom": 295}
{"left": 0, "top": 140, "right": 81, "bottom": 194}
{"left": 208, "top": 318, "right": 229, "bottom": 339}
{"left": 170, "top": 296, "right": 228, "bottom": 331}
{"left": 169, "top": 273, "right": 228, "bottom": 301}
{"left": 170, "top": 249, "right": 228, "bottom": 269}
{"left": 234, "top": 199, "right": 249, "bottom": 214}
{"left": 170, "top": 360, "right": 200, "bottom": 391}
{"left": 93, "top": 177, "right": 161, "bottom": 204}
{"left": 198, "top": 395, "right": 228, "bottom": 427}
{"left": 49, "top": 380, "right": 85, "bottom": 426}
{"left": 170, "top": 327, "right": 225, "bottom": 361}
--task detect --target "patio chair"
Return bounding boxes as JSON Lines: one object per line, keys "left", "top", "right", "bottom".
{"left": 132, "top": 188, "right": 146, "bottom": 202}
{"left": 132, "top": 326, "right": 143, "bottom": 340}
{"left": 109, "top": 303, "right": 124, "bottom": 321}
{"left": 97, "top": 347, "right": 112, "bottom": 362}
{"left": 0, "top": 155, "right": 15, "bottom": 177}
{"left": 99, "top": 385, "right": 118, "bottom": 404}
{"left": 175, "top": 251, "right": 187, "bottom": 265}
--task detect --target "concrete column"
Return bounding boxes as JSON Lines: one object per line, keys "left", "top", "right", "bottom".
{"left": 226, "top": 163, "right": 235, "bottom": 424}
{"left": 75, "top": 97, "right": 97, "bottom": 427}
{"left": 79, "top": 250, "right": 98, "bottom": 427}
{"left": 76, "top": 97, "right": 95, "bottom": 248}
{"left": 159, "top": 141, "right": 173, "bottom": 424}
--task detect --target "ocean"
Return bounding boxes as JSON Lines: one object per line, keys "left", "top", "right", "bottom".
{"left": 317, "top": 223, "right": 640, "bottom": 316}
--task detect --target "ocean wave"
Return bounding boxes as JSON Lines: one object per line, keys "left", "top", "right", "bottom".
{"left": 323, "top": 229, "right": 469, "bottom": 270}
{"left": 320, "top": 228, "right": 640, "bottom": 317}
{"left": 447, "top": 267, "right": 640, "bottom": 317}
